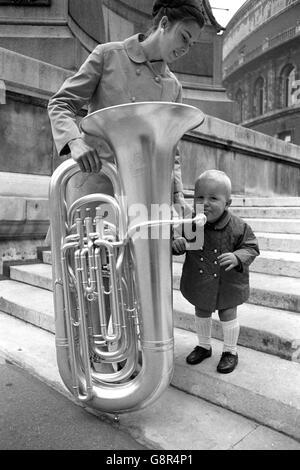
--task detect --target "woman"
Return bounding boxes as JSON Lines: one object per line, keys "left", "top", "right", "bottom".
{"left": 48, "top": 0, "right": 221, "bottom": 207}
{"left": 48, "top": 0, "right": 222, "bottom": 369}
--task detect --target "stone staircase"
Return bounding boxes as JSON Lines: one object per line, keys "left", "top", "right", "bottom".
{"left": 1, "top": 196, "right": 300, "bottom": 449}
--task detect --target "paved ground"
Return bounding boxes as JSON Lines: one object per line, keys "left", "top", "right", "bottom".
{"left": 0, "top": 355, "right": 146, "bottom": 451}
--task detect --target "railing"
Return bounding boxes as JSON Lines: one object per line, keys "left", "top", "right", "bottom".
{"left": 224, "top": 24, "right": 300, "bottom": 79}
{"left": 269, "top": 26, "right": 298, "bottom": 48}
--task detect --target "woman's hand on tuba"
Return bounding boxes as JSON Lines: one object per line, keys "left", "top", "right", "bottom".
{"left": 69, "top": 137, "right": 103, "bottom": 173}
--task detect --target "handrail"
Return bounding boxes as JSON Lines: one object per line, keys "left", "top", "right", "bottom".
{"left": 224, "top": 24, "right": 300, "bottom": 78}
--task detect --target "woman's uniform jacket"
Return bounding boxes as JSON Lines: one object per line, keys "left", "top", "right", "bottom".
{"left": 48, "top": 33, "right": 184, "bottom": 197}
{"left": 179, "top": 210, "right": 260, "bottom": 312}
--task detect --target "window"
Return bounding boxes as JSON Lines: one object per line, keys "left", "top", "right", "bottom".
{"left": 253, "top": 77, "right": 265, "bottom": 117}
{"left": 280, "top": 64, "right": 296, "bottom": 108}
{"left": 277, "top": 130, "right": 292, "bottom": 143}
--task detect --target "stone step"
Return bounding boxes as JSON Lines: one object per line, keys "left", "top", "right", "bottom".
{"left": 0, "top": 311, "right": 300, "bottom": 446}
{"left": 0, "top": 312, "right": 298, "bottom": 452}
{"left": 230, "top": 207, "right": 300, "bottom": 219}
{"left": 8, "top": 260, "right": 300, "bottom": 314}
{"left": 254, "top": 232, "right": 300, "bottom": 253}
{"left": 241, "top": 272, "right": 300, "bottom": 312}
{"left": 173, "top": 262, "right": 300, "bottom": 313}
{"left": 252, "top": 251, "right": 300, "bottom": 278}
{"left": 174, "top": 250, "right": 300, "bottom": 278}
{"left": 9, "top": 263, "right": 53, "bottom": 291}
{"left": 173, "top": 329, "right": 300, "bottom": 441}
{"left": 42, "top": 232, "right": 300, "bottom": 266}
{"left": 181, "top": 212, "right": 300, "bottom": 234}
{"left": 0, "top": 280, "right": 54, "bottom": 333}
{"left": 184, "top": 195, "right": 300, "bottom": 207}
{"left": 243, "top": 218, "right": 300, "bottom": 234}
{"left": 230, "top": 197, "right": 300, "bottom": 207}
{"left": 173, "top": 290, "right": 300, "bottom": 362}
{"left": 2, "top": 278, "right": 299, "bottom": 363}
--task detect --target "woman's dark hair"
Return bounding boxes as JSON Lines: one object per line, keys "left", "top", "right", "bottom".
{"left": 151, "top": 0, "right": 205, "bottom": 30}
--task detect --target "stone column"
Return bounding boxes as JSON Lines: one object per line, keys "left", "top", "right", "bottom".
{"left": 213, "top": 34, "right": 223, "bottom": 87}
{"left": 267, "top": 60, "right": 276, "bottom": 113}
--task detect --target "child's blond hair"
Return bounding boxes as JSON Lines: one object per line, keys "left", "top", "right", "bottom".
{"left": 195, "top": 170, "right": 232, "bottom": 200}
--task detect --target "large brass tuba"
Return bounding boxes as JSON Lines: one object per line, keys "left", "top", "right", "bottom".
{"left": 49, "top": 102, "right": 205, "bottom": 414}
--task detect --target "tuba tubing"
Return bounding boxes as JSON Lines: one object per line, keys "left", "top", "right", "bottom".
{"left": 49, "top": 102, "right": 205, "bottom": 413}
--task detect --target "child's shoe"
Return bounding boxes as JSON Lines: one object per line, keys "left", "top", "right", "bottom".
{"left": 186, "top": 346, "right": 212, "bottom": 365}
{"left": 217, "top": 352, "right": 238, "bottom": 374}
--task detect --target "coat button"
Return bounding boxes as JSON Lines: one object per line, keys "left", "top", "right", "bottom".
{"left": 214, "top": 274, "right": 218, "bottom": 278}
{"left": 155, "top": 76, "right": 161, "bottom": 83}
{"left": 214, "top": 261, "right": 218, "bottom": 265}
{"left": 136, "top": 69, "right": 141, "bottom": 75}
{"left": 199, "top": 270, "right": 203, "bottom": 274}
{"left": 131, "top": 97, "right": 136, "bottom": 102}
{"left": 214, "top": 249, "right": 218, "bottom": 253}
{"left": 200, "top": 257, "right": 204, "bottom": 262}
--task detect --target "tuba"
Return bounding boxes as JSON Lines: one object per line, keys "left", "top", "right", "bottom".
{"left": 49, "top": 102, "right": 205, "bottom": 414}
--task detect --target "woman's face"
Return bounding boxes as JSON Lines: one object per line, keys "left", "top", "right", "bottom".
{"left": 159, "top": 18, "right": 202, "bottom": 63}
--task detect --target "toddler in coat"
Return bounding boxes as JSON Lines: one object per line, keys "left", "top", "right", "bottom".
{"left": 173, "top": 170, "right": 260, "bottom": 373}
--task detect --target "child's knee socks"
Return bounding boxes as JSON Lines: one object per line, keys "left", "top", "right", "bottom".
{"left": 195, "top": 316, "right": 212, "bottom": 350}
{"left": 221, "top": 318, "right": 240, "bottom": 355}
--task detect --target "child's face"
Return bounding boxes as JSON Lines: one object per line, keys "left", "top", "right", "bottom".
{"left": 194, "top": 178, "right": 231, "bottom": 223}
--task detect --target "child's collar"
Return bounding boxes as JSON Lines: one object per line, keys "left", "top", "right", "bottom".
{"left": 206, "top": 210, "right": 231, "bottom": 230}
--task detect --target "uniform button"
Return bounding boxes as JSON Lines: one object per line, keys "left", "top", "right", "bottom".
{"left": 214, "top": 249, "right": 218, "bottom": 253}
{"left": 199, "top": 270, "right": 203, "bottom": 274}
{"left": 214, "top": 261, "right": 218, "bottom": 265}
{"left": 131, "top": 97, "right": 136, "bottom": 102}
{"left": 214, "top": 274, "right": 218, "bottom": 278}
{"left": 200, "top": 258, "right": 204, "bottom": 262}
{"left": 136, "top": 69, "right": 141, "bottom": 75}
{"left": 155, "top": 76, "right": 161, "bottom": 83}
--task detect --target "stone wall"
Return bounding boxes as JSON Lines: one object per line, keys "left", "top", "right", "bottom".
{"left": 0, "top": 0, "right": 80, "bottom": 70}
{"left": 180, "top": 114, "right": 300, "bottom": 197}
{"left": 0, "top": 0, "right": 67, "bottom": 21}
{"left": 0, "top": 47, "right": 71, "bottom": 247}
{"left": 1, "top": 94, "right": 53, "bottom": 176}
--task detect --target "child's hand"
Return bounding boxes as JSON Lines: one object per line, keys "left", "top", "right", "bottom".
{"left": 218, "top": 253, "right": 239, "bottom": 271}
{"left": 172, "top": 237, "right": 187, "bottom": 255}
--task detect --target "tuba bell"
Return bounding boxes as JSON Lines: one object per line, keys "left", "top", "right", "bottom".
{"left": 49, "top": 102, "right": 205, "bottom": 414}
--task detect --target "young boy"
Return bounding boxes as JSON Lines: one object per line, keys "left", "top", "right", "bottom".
{"left": 173, "top": 170, "right": 260, "bottom": 373}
